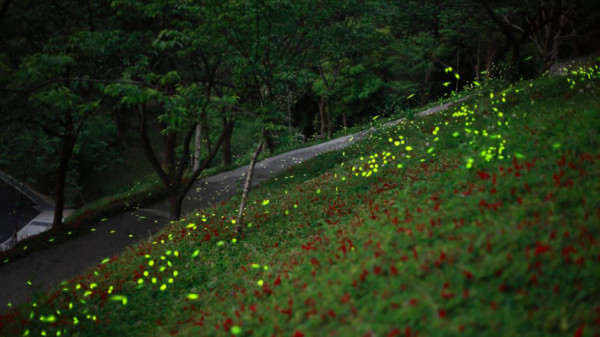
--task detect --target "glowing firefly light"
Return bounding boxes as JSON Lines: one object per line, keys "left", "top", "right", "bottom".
{"left": 110, "top": 295, "right": 127, "bottom": 305}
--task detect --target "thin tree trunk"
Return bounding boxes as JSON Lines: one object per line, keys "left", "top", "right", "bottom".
{"left": 162, "top": 129, "right": 179, "bottom": 220}
{"left": 201, "top": 111, "right": 211, "bottom": 154}
{"left": 511, "top": 40, "right": 520, "bottom": 67}
{"left": 193, "top": 122, "right": 202, "bottom": 171}
{"left": 115, "top": 106, "right": 128, "bottom": 150}
{"left": 455, "top": 48, "right": 460, "bottom": 93}
{"left": 138, "top": 104, "right": 170, "bottom": 187}
{"left": 318, "top": 96, "right": 327, "bottom": 138}
{"left": 326, "top": 105, "right": 332, "bottom": 138}
{"left": 168, "top": 191, "right": 181, "bottom": 220}
{"left": 475, "top": 40, "right": 481, "bottom": 82}
{"left": 421, "top": 64, "right": 434, "bottom": 106}
{"left": 235, "top": 136, "right": 265, "bottom": 234}
{"left": 342, "top": 111, "right": 348, "bottom": 129}
{"left": 52, "top": 128, "right": 76, "bottom": 227}
{"left": 176, "top": 123, "right": 229, "bottom": 215}
{"left": 485, "top": 34, "right": 497, "bottom": 78}
{"left": 508, "top": 35, "right": 526, "bottom": 79}
{"left": 222, "top": 118, "right": 235, "bottom": 166}
{"left": 137, "top": 102, "right": 228, "bottom": 221}
{"left": 544, "top": 11, "right": 569, "bottom": 70}
{"left": 287, "top": 91, "right": 293, "bottom": 134}
{"left": 163, "top": 131, "right": 176, "bottom": 174}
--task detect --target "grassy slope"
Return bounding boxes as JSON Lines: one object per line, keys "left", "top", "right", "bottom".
{"left": 1, "top": 69, "right": 599, "bottom": 337}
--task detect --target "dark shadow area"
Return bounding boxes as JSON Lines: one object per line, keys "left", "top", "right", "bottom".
{"left": 0, "top": 180, "right": 39, "bottom": 243}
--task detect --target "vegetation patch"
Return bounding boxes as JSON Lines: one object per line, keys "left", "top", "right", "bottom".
{"left": 1, "top": 66, "right": 599, "bottom": 336}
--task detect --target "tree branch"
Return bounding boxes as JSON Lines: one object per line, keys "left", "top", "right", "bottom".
{"left": 179, "top": 120, "right": 229, "bottom": 199}
{"left": 138, "top": 104, "right": 170, "bottom": 188}
{"left": 476, "top": 0, "right": 515, "bottom": 44}
{"left": 175, "top": 124, "right": 196, "bottom": 187}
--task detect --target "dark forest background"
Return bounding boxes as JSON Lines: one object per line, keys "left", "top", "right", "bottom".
{"left": 1, "top": 0, "right": 599, "bottom": 224}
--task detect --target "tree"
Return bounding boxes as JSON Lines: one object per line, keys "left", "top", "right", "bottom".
{"left": 0, "top": 0, "right": 143, "bottom": 227}
{"left": 470, "top": 0, "right": 588, "bottom": 75}
{"left": 104, "top": 0, "right": 245, "bottom": 220}
{"left": 209, "top": 0, "right": 318, "bottom": 229}
{"left": 3, "top": 0, "right": 599, "bottom": 230}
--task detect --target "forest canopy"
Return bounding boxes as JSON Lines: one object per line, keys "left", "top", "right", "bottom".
{"left": 1, "top": 0, "right": 599, "bottom": 223}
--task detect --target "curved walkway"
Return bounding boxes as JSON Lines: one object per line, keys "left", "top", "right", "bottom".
{"left": 0, "top": 99, "right": 463, "bottom": 311}
{"left": 0, "top": 180, "right": 38, "bottom": 243}
{"left": 0, "top": 171, "right": 57, "bottom": 250}
{"left": 0, "top": 171, "right": 54, "bottom": 212}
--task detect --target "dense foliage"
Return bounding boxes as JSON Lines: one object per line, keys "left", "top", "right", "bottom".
{"left": 0, "top": 1, "right": 599, "bottom": 222}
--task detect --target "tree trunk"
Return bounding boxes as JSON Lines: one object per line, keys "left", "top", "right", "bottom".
{"left": 137, "top": 103, "right": 229, "bottom": 221}
{"left": 318, "top": 96, "right": 328, "bottom": 138}
{"left": 455, "top": 48, "right": 460, "bottom": 93}
{"left": 510, "top": 40, "right": 521, "bottom": 66}
{"left": 201, "top": 111, "right": 211, "bottom": 154}
{"left": 52, "top": 124, "right": 76, "bottom": 227}
{"left": 342, "top": 111, "right": 348, "bottom": 129}
{"left": 509, "top": 39, "right": 523, "bottom": 79}
{"left": 193, "top": 122, "right": 202, "bottom": 170}
{"left": 163, "top": 131, "right": 176, "bottom": 174}
{"left": 421, "top": 63, "right": 434, "bottom": 106}
{"left": 168, "top": 190, "right": 181, "bottom": 220}
{"left": 263, "top": 135, "right": 274, "bottom": 154}
{"left": 222, "top": 118, "right": 235, "bottom": 166}
{"left": 174, "top": 123, "right": 229, "bottom": 220}
{"left": 326, "top": 105, "right": 332, "bottom": 138}
{"left": 543, "top": 9, "right": 569, "bottom": 70}
{"left": 287, "top": 92, "right": 293, "bottom": 134}
{"left": 113, "top": 106, "right": 128, "bottom": 149}
{"left": 235, "top": 136, "right": 265, "bottom": 234}
{"left": 485, "top": 34, "right": 497, "bottom": 78}
{"left": 475, "top": 40, "right": 481, "bottom": 81}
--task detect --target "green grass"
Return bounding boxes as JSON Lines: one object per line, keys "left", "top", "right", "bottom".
{"left": 0, "top": 89, "right": 468, "bottom": 266}
{"left": 1, "top": 67, "right": 599, "bottom": 337}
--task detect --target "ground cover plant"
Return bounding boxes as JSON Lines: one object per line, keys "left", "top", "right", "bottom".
{"left": 1, "top": 67, "right": 599, "bottom": 336}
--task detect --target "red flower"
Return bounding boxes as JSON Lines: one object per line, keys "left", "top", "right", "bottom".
{"left": 386, "top": 328, "right": 400, "bottom": 337}
{"left": 573, "top": 325, "right": 584, "bottom": 337}
{"left": 477, "top": 171, "right": 490, "bottom": 180}
{"left": 534, "top": 241, "right": 550, "bottom": 255}
{"left": 441, "top": 291, "right": 455, "bottom": 299}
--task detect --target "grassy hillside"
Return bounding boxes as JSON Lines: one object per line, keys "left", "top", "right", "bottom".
{"left": 1, "top": 67, "right": 599, "bottom": 336}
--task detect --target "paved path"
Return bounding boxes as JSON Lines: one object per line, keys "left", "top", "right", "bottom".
{"left": 0, "top": 171, "right": 54, "bottom": 212}
{"left": 0, "top": 99, "right": 463, "bottom": 311}
{"left": 0, "top": 171, "right": 57, "bottom": 250}
{"left": 148, "top": 99, "right": 465, "bottom": 216}
{"left": 0, "top": 180, "right": 39, "bottom": 244}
